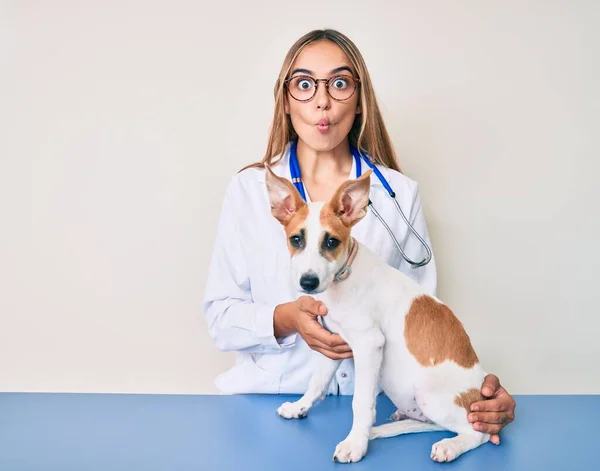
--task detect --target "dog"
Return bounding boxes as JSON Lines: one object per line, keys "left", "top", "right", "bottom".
{"left": 264, "top": 165, "right": 491, "bottom": 463}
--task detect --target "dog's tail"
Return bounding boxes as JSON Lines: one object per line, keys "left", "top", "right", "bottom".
{"left": 369, "top": 420, "right": 446, "bottom": 440}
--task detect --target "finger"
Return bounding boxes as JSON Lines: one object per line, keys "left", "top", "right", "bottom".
{"left": 325, "top": 333, "right": 349, "bottom": 349}
{"left": 307, "top": 326, "right": 348, "bottom": 349}
{"left": 306, "top": 336, "right": 338, "bottom": 353}
{"left": 312, "top": 334, "right": 351, "bottom": 353}
{"left": 481, "top": 374, "right": 500, "bottom": 397}
{"left": 468, "top": 412, "right": 513, "bottom": 425}
{"left": 332, "top": 343, "right": 353, "bottom": 354}
{"left": 313, "top": 347, "right": 353, "bottom": 361}
{"left": 305, "top": 331, "right": 349, "bottom": 353}
{"left": 472, "top": 422, "right": 502, "bottom": 435}
{"left": 471, "top": 393, "right": 512, "bottom": 413}
{"left": 299, "top": 296, "right": 327, "bottom": 316}
{"left": 490, "top": 434, "right": 500, "bottom": 445}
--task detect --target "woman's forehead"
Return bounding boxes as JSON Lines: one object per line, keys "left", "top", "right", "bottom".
{"left": 292, "top": 41, "right": 354, "bottom": 75}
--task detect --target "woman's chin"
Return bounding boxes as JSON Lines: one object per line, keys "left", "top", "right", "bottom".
{"left": 298, "top": 129, "right": 345, "bottom": 151}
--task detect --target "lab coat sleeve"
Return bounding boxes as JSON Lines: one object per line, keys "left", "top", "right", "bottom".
{"left": 202, "top": 176, "right": 296, "bottom": 353}
{"left": 396, "top": 185, "right": 438, "bottom": 296}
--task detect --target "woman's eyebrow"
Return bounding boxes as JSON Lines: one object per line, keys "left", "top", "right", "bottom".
{"left": 330, "top": 66, "right": 353, "bottom": 75}
{"left": 290, "top": 68, "right": 313, "bottom": 76}
{"left": 290, "top": 65, "right": 354, "bottom": 77}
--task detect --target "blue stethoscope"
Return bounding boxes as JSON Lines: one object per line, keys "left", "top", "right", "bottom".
{"left": 289, "top": 140, "right": 432, "bottom": 268}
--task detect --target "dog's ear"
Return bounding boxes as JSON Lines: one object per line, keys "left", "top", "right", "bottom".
{"left": 331, "top": 170, "right": 372, "bottom": 227}
{"left": 265, "top": 164, "right": 305, "bottom": 226}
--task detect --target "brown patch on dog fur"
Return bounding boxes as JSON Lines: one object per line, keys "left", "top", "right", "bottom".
{"left": 318, "top": 171, "right": 372, "bottom": 261}
{"left": 454, "top": 388, "right": 484, "bottom": 413}
{"left": 319, "top": 203, "right": 350, "bottom": 261}
{"left": 404, "top": 294, "right": 479, "bottom": 368}
{"left": 283, "top": 205, "right": 309, "bottom": 255}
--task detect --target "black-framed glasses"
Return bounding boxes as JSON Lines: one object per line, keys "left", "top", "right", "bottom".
{"left": 284, "top": 74, "right": 361, "bottom": 102}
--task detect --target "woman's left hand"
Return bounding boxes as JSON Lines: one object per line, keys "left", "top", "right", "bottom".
{"left": 468, "top": 374, "right": 516, "bottom": 445}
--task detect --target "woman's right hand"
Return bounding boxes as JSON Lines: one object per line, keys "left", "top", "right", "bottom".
{"left": 274, "top": 296, "right": 353, "bottom": 360}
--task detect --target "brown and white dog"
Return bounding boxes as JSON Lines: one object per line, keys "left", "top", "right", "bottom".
{"left": 265, "top": 166, "right": 490, "bottom": 463}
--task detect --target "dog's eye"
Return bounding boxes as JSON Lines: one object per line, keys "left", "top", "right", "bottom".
{"left": 290, "top": 235, "right": 303, "bottom": 248}
{"left": 326, "top": 238, "right": 340, "bottom": 249}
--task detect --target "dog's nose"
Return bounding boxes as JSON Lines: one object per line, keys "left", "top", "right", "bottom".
{"left": 299, "top": 274, "right": 320, "bottom": 292}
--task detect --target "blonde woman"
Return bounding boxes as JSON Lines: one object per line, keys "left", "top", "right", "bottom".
{"left": 202, "top": 29, "right": 515, "bottom": 443}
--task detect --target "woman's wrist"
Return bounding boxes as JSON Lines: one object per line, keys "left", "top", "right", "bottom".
{"left": 273, "top": 302, "right": 297, "bottom": 338}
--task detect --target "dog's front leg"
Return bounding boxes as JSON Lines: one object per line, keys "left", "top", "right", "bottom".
{"left": 276, "top": 354, "right": 341, "bottom": 419}
{"left": 333, "top": 328, "right": 384, "bottom": 463}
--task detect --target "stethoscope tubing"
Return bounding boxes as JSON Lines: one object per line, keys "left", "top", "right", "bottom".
{"left": 289, "top": 140, "right": 432, "bottom": 268}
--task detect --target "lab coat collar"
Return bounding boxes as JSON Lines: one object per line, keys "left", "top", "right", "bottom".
{"left": 256, "top": 141, "right": 390, "bottom": 190}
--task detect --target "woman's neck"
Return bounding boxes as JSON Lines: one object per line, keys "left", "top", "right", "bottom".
{"left": 296, "top": 139, "right": 353, "bottom": 183}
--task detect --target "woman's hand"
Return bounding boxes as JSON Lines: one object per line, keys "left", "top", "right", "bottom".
{"left": 469, "top": 374, "right": 516, "bottom": 444}
{"left": 274, "top": 296, "right": 353, "bottom": 360}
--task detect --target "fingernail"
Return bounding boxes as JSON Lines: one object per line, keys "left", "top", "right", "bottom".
{"left": 475, "top": 424, "right": 483, "bottom": 431}
{"left": 471, "top": 405, "right": 479, "bottom": 412}
{"left": 468, "top": 414, "right": 476, "bottom": 422}
{"left": 483, "top": 387, "right": 492, "bottom": 396}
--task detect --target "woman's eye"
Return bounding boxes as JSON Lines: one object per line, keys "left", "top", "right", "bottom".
{"left": 327, "top": 238, "right": 340, "bottom": 249}
{"left": 332, "top": 77, "right": 348, "bottom": 89}
{"left": 297, "top": 79, "right": 313, "bottom": 90}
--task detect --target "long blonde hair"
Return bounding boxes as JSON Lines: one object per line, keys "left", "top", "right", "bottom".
{"left": 242, "top": 29, "right": 401, "bottom": 173}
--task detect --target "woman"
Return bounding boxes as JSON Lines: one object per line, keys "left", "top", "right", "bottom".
{"left": 202, "top": 29, "right": 515, "bottom": 443}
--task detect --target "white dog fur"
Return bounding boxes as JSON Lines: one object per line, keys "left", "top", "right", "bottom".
{"left": 265, "top": 166, "right": 490, "bottom": 463}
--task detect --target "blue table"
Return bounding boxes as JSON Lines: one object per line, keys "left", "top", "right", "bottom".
{"left": 0, "top": 392, "right": 596, "bottom": 470}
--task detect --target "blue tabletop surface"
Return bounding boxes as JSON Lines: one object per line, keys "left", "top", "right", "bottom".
{"left": 0, "top": 392, "right": 596, "bottom": 470}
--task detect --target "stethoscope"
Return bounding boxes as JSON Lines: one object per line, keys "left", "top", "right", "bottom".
{"left": 289, "top": 140, "right": 432, "bottom": 268}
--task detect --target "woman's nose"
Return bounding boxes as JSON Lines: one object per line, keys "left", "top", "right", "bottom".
{"left": 315, "top": 83, "right": 331, "bottom": 110}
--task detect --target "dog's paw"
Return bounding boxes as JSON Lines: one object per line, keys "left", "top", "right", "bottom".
{"left": 276, "top": 401, "right": 308, "bottom": 419}
{"left": 430, "top": 438, "right": 461, "bottom": 462}
{"left": 332, "top": 435, "right": 368, "bottom": 463}
{"left": 391, "top": 409, "right": 408, "bottom": 421}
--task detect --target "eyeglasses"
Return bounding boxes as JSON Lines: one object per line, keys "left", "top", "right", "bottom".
{"left": 284, "top": 74, "right": 360, "bottom": 102}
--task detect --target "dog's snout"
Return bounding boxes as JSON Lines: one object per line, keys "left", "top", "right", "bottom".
{"left": 299, "top": 274, "right": 320, "bottom": 292}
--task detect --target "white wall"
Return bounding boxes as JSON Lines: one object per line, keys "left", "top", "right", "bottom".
{"left": 1, "top": 1, "right": 598, "bottom": 395}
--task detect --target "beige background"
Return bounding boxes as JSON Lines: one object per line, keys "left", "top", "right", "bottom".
{"left": 1, "top": 1, "right": 598, "bottom": 395}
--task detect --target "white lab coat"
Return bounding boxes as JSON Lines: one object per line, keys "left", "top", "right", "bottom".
{"left": 202, "top": 143, "right": 437, "bottom": 395}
